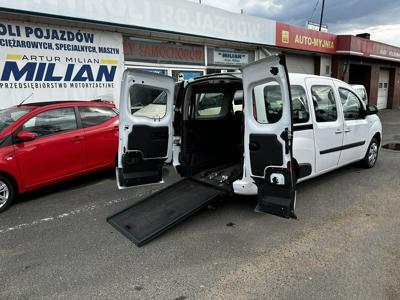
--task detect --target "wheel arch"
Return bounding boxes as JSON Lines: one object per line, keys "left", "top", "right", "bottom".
{"left": 372, "top": 132, "right": 381, "bottom": 147}
{"left": 0, "top": 171, "right": 19, "bottom": 195}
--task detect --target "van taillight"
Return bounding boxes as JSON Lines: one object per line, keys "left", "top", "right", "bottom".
{"left": 287, "top": 161, "right": 292, "bottom": 171}
{"left": 252, "top": 98, "right": 257, "bottom": 118}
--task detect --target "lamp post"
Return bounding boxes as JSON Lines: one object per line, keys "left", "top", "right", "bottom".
{"left": 319, "top": 0, "right": 325, "bottom": 31}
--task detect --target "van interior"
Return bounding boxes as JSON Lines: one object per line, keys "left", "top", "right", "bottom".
{"left": 176, "top": 77, "right": 244, "bottom": 191}
{"left": 128, "top": 74, "right": 310, "bottom": 192}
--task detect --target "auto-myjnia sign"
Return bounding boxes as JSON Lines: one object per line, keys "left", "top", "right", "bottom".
{"left": 0, "top": 21, "right": 124, "bottom": 108}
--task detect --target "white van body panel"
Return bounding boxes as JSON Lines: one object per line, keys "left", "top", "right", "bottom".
{"left": 169, "top": 72, "right": 382, "bottom": 196}
{"left": 231, "top": 73, "right": 381, "bottom": 195}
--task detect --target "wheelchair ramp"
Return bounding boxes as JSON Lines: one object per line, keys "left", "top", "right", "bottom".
{"left": 107, "top": 179, "right": 225, "bottom": 246}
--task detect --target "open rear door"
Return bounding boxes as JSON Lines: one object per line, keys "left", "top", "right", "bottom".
{"left": 242, "top": 55, "right": 296, "bottom": 218}
{"left": 117, "top": 69, "right": 175, "bottom": 188}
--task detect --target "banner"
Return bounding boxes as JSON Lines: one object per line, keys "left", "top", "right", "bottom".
{"left": 337, "top": 35, "right": 400, "bottom": 62}
{"left": 0, "top": 21, "right": 124, "bottom": 108}
{"left": 213, "top": 48, "right": 249, "bottom": 66}
{"left": 124, "top": 39, "right": 204, "bottom": 65}
{"left": 0, "top": 0, "right": 276, "bottom": 46}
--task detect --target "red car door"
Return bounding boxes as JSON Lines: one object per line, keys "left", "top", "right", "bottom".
{"left": 14, "top": 107, "right": 86, "bottom": 188}
{"left": 77, "top": 106, "right": 118, "bottom": 170}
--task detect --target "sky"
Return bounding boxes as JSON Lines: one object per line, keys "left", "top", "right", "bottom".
{"left": 186, "top": 0, "right": 400, "bottom": 46}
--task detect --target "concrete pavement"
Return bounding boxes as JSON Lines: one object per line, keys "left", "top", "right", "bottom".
{"left": 0, "top": 109, "right": 399, "bottom": 300}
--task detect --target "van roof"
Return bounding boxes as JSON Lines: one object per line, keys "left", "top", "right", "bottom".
{"left": 192, "top": 72, "right": 338, "bottom": 84}
{"left": 350, "top": 84, "right": 365, "bottom": 89}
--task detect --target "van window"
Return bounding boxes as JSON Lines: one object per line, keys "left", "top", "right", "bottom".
{"left": 339, "top": 88, "right": 362, "bottom": 120}
{"left": 311, "top": 85, "right": 337, "bottom": 122}
{"left": 129, "top": 85, "right": 167, "bottom": 119}
{"left": 233, "top": 90, "right": 243, "bottom": 112}
{"left": 252, "top": 82, "right": 309, "bottom": 124}
{"left": 252, "top": 81, "right": 283, "bottom": 124}
{"left": 291, "top": 85, "right": 309, "bottom": 124}
{"left": 194, "top": 92, "right": 225, "bottom": 118}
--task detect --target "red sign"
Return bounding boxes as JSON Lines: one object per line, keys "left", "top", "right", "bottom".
{"left": 123, "top": 39, "right": 204, "bottom": 65}
{"left": 276, "top": 22, "right": 337, "bottom": 54}
{"left": 337, "top": 35, "right": 400, "bottom": 62}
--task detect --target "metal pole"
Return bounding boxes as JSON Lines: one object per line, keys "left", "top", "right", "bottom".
{"left": 319, "top": 0, "right": 325, "bottom": 31}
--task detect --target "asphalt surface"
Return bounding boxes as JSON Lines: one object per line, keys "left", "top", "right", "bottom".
{"left": 1, "top": 110, "right": 399, "bottom": 300}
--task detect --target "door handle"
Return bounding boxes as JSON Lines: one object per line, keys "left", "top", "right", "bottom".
{"left": 72, "top": 136, "right": 84, "bottom": 142}
{"left": 335, "top": 129, "right": 343, "bottom": 134}
{"left": 344, "top": 128, "right": 351, "bottom": 133}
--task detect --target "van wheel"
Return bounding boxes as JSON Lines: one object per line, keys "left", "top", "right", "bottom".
{"left": 362, "top": 138, "right": 379, "bottom": 168}
{"left": 0, "top": 175, "right": 15, "bottom": 213}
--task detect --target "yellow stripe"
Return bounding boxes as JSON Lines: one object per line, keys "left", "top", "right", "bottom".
{"left": 100, "top": 59, "right": 118, "bottom": 65}
{"left": 6, "top": 54, "right": 22, "bottom": 60}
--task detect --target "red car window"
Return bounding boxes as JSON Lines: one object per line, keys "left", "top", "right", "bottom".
{"left": 78, "top": 106, "right": 117, "bottom": 128}
{"left": 23, "top": 107, "right": 78, "bottom": 138}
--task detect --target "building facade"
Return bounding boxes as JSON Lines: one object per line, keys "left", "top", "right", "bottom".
{"left": 0, "top": 0, "right": 399, "bottom": 109}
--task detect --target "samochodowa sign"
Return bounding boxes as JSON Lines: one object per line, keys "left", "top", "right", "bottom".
{"left": 0, "top": 21, "right": 123, "bottom": 108}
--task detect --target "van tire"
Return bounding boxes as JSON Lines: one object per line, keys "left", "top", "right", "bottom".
{"left": 362, "top": 138, "right": 379, "bottom": 168}
{"left": 0, "top": 175, "right": 15, "bottom": 213}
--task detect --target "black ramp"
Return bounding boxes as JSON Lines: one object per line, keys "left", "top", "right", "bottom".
{"left": 107, "top": 179, "right": 224, "bottom": 246}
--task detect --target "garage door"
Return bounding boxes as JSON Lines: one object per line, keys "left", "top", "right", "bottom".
{"left": 285, "top": 54, "right": 314, "bottom": 74}
{"left": 377, "top": 69, "right": 389, "bottom": 109}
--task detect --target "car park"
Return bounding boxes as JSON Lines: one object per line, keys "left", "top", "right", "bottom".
{"left": 109, "top": 55, "right": 382, "bottom": 246}
{"left": 0, "top": 101, "right": 119, "bottom": 212}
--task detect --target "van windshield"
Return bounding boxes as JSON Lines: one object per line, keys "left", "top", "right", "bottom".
{"left": 0, "top": 107, "right": 32, "bottom": 133}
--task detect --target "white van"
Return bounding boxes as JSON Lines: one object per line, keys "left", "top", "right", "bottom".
{"left": 351, "top": 84, "right": 368, "bottom": 105}
{"left": 109, "top": 56, "right": 382, "bottom": 246}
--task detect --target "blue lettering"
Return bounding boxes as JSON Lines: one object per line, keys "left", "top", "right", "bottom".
{"left": 1, "top": 61, "right": 36, "bottom": 81}
{"left": 67, "top": 31, "right": 75, "bottom": 41}
{"left": 64, "top": 64, "right": 74, "bottom": 81}
{"left": 83, "top": 32, "right": 94, "bottom": 43}
{"left": 34, "top": 27, "right": 44, "bottom": 39}
{"left": 7, "top": 24, "right": 17, "bottom": 37}
{"left": 0, "top": 24, "right": 6, "bottom": 35}
{"left": 73, "top": 64, "right": 94, "bottom": 81}
{"left": 49, "top": 30, "right": 59, "bottom": 40}
{"left": 34, "top": 63, "right": 46, "bottom": 81}
{"left": 25, "top": 26, "right": 33, "bottom": 37}
{"left": 44, "top": 63, "right": 62, "bottom": 81}
{"left": 96, "top": 65, "right": 116, "bottom": 82}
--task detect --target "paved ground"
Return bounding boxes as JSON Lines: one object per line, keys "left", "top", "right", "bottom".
{"left": 1, "top": 110, "right": 399, "bottom": 300}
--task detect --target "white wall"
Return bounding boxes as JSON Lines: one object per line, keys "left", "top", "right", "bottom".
{"left": 320, "top": 55, "right": 332, "bottom": 77}
{"left": 285, "top": 54, "right": 314, "bottom": 74}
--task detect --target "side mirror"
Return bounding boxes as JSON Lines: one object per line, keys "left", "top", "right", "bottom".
{"left": 16, "top": 130, "right": 36, "bottom": 142}
{"left": 366, "top": 104, "right": 378, "bottom": 115}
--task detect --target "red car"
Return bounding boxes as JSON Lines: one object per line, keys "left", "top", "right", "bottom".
{"left": 0, "top": 101, "right": 119, "bottom": 212}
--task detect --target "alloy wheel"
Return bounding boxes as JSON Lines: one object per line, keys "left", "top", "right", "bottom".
{"left": 368, "top": 142, "right": 378, "bottom": 166}
{"left": 0, "top": 180, "right": 9, "bottom": 208}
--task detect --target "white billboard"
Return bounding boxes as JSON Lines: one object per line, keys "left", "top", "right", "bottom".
{"left": 0, "top": 0, "right": 276, "bottom": 46}
{"left": 0, "top": 20, "right": 124, "bottom": 108}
